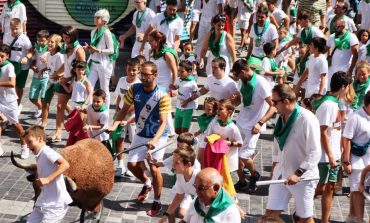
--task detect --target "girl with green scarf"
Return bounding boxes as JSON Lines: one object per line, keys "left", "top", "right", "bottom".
{"left": 353, "top": 61, "right": 370, "bottom": 109}
{"left": 1, "top": 0, "right": 26, "bottom": 35}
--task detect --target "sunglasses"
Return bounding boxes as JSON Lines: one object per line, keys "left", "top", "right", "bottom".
{"left": 272, "top": 98, "right": 285, "bottom": 105}
{"left": 193, "top": 183, "right": 215, "bottom": 191}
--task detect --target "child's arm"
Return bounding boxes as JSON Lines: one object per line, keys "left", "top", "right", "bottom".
{"left": 318, "top": 73, "right": 327, "bottom": 95}
{"left": 359, "top": 165, "right": 370, "bottom": 193}
{"left": 263, "top": 69, "right": 285, "bottom": 77}
{"left": 0, "top": 76, "right": 15, "bottom": 88}
{"left": 294, "top": 68, "right": 308, "bottom": 92}
{"left": 36, "top": 157, "right": 70, "bottom": 187}
{"left": 82, "top": 80, "right": 93, "bottom": 110}
{"left": 20, "top": 48, "right": 34, "bottom": 65}
{"left": 61, "top": 81, "right": 72, "bottom": 93}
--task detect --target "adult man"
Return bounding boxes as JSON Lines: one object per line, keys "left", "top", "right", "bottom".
{"left": 326, "top": 18, "right": 358, "bottom": 84}
{"left": 313, "top": 71, "right": 351, "bottom": 223}
{"left": 342, "top": 91, "right": 370, "bottom": 223}
{"left": 297, "top": 0, "right": 326, "bottom": 28}
{"left": 325, "top": 1, "right": 356, "bottom": 35}
{"left": 119, "top": 0, "right": 156, "bottom": 59}
{"left": 231, "top": 59, "right": 276, "bottom": 193}
{"left": 264, "top": 84, "right": 321, "bottom": 223}
{"left": 181, "top": 167, "right": 241, "bottom": 223}
{"left": 140, "top": 0, "right": 184, "bottom": 52}
{"left": 109, "top": 61, "right": 171, "bottom": 216}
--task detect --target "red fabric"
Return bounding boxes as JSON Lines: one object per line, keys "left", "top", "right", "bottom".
{"left": 203, "top": 139, "right": 230, "bottom": 173}
{"left": 224, "top": 14, "right": 230, "bottom": 33}
{"left": 64, "top": 109, "right": 89, "bottom": 146}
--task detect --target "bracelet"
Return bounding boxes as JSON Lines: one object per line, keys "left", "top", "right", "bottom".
{"left": 230, "top": 142, "right": 234, "bottom": 147}
{"left": 343, "top": 161, "right": 351, "bottom": 166}
{"left": 258, "top": 121, "right": 264, "bottom": 126}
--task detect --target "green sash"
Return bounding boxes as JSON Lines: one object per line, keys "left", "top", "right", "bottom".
{"left": 9, "top": 60, "right": 21, "bottom": 75}
{"left": 136, "top": 8, "right": 147, "bottom": 28}
{"left": 93, "top": 104, "right": 107, "bottom": 112}
{"left": 91, "top": 26, "right": 107, "bottom": 47}
{"left": 268, "top": 58, "right": 278, "bottom": 72}
{"left": 312, "top": 95, "right": 339, "bottom": 112}
{"left": 217, "top": 119, "right": 233, "bottom": 127}
{"left": 152, "top": 45, "right": 179, "bottom": 64}
{"left": 279, "top": 37, "right": 290, "bottom": 44}
{"left": 160, "top": 11, "right": 180, "bottom": 25}
{"left": 197, "top": 113, "right": 216, "bottom": 133}
{"left": 240, "top": 72, "right": 257, "bottom": 107}
{"left": 254, "top": 20, "right": 270, "bottom": 41}
{"left": 209, "top": 30, "right": 225, "bottom": 58}
{"left": 0, "top": 60, "right": 11, "bottom": 77}
{"left": 9, "top": 0, "right": 21, "bottom": 11}
{"left": 334, "top": 30, "right": 351, "bottom": 50}
{"left": 329, "top": 15, "right": 343, "bottom": 34}
{"left": 366, "top": 44, "right": 370, "bottom": 56}
{"left": 34, "top": 43, "right": 48, "bottom": 54}
{"left": 353, "top": 79, "right": 370, "bottom": 109}
{"left": 184, "top": 53, "right": 195, "bottom": 59}
{"left": 60, "top": 41, "right": 80, "bottom": 54}
{"left": 194, "top": 188, "right": 234, "bottom": 223}
{"left": 181, "top": 75, "right": 195, "bottom": 81}
{"left": 300, "top": 26, "right": 313, "bottom": 44}
{"left": 242, "top": 0, "right": 253, "bottom": 11}
{"left": 273, "top": 104, "right": 301, "bottom": 150}
{"left": 296, "top": 56, "right": 308, "bottom": 77}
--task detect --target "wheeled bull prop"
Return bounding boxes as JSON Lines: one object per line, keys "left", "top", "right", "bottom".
{"left": 11, "top": 138, "right": 115, "bottom": 223}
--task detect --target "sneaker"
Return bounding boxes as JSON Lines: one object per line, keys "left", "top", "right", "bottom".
{"left": 137, "top": 185, "right": 152, "bottom": 202}
{"left": 20, "top": 147, "right": 30, "bottom": 159}
{"left": 0, "top": 146, "right": 4, "bottom": 156}
{"left": 124, "top": 170, "right": 134, "bottom": 177}
{"left": 234, "top": 180, "right": 248, "bottom": 191}
{"left": 248, "top": 171, "right": 261, "bottom": 193}
{"left": 243, "top": 168, "right": 251, "bottom": 175}
{"left": 34, "top": 109, "right": 42, "bottom": 118}
{"left": 146, "top": 201, "right": 162, "bottom": 216}
{"left": 115, "top": 167, "right": 124, "bottom": 177}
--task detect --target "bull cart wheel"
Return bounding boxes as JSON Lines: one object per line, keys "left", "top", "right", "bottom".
{"left": 79, "top": 201, "right": 104, "bottom": 223}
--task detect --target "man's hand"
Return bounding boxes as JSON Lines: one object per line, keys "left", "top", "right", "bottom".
{"left": 146, "top": 140, "right": 157, "bottom": 150}
{"left": 285, "top": 173, "right": 300, "bottom": 185}
{"left": 119, "top": 34, "right": 126, "bottom": 49}
{"left": 251, "top": 123, "right": 261, "bottom": 134}
{"left": 36, "top": 177, "right": 50, "bottom": 187}
{"left": 181, "top": 100, "right": 189, "bottom": 108}
{"left": 328, "top": 157, "right": 338, "bottom": 169}
{"left": 344, "top": 164, "right": 352, "bottom": 174}
{"left": 20, "top": 56, "right": 29, "bottom": 65}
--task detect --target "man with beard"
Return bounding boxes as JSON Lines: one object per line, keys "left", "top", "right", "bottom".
{"left": 109, "top": 61, "right": 171, "bottom": 216}
{"left": 231, "top": 59, "right": 276, "bottom": 193}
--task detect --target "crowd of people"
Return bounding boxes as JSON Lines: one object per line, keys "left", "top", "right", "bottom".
{"left": 0, "top": 0, "right": 370, "bottom": 222}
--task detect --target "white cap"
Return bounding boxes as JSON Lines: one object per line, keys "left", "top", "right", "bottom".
{"left": 95, "top": 9, "right": 110, "bottom": 24}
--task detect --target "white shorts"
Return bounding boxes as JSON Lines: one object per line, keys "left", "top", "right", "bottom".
{"left": 170, "top": 189, "right": 193, "bottom": 210}
{"left": 191, "top": 9, "right": 201, "bottom": 22}
{"left": 27, "top": 205, "right": 69, "bottom": 223}
{"left": 126, "top": 134, "right": 167, "bottom": 162}
{"left": 238, "top": 19, "right": 249, "bottom": 29}
{"left": 120, "top": 123, "right": 136, "bottom": 142}
{"left": 348, "top": 169, "right": 370, "bottom": 192}
{"left": 238, "top": 127, "right": 260, "bottom": 159}
{"left": 266, "top": 180, "right": 317, "bottom": 218}
{"left": 0, "top": 100, "right": 19, "bottom": 124}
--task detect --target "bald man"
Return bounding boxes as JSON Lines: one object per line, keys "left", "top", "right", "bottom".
{"left": 326, "top": 18, "right": 358, "bottom": 87}
{"left": 180, "top": 167, "right": 241, "bottom": 223}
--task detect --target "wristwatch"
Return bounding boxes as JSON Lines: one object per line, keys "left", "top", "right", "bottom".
{"left": 163, "top": 211, "right": 170, "bottom": 217}
{"left": 258, "top": 121, "right": 264, "bottom": 126}
{"left": 343, "top": 161, "right": 351, "bottom": 166}
{"left": 295, "top": 168, "right": 305, "bottom": 177}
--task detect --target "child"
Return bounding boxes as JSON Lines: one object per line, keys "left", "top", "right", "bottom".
{"left": 357, "top": 29, "right": 370, "bottom": 63}
{"left": 262, "top": 42, "right": 285, "bottom": 87}
{"left": 113, "top": 58, "right": 141, "bottom": 177}
{"left": 29, "top": 30, "right": 50, "bottom": 119}
{"left": 296, "top": 37, "right": 328, "bottom": 98}
{"left": 276, "top": 26, "right": 293, "bottom": 72}
{"left": 0, "top": 0, "right": 27, "bottom": 35}
{"left": 84, "top": 89, "right": 111, "bottom": 150}
{"left": 172, "top": 60, "right": 198, "bottom": 134}
{"left": 266, "top": 0, "right": 289, "bottom": 28}
{"left": 23, "top": 125, "right": 72, "bottom": 223}
{"left": 179, "top": 42, "right": 197, "bottom": 77}
{"left": 293, "top": 43, "right": 310, "bottom": 98}
{"left": 353, "top": 61, "right": 370, "bottom": 110}
{"left": 0, "top": 44, "right": 29, "bottom": 159}
{"left": 236, "top": 0, "right": 254, "bottom": 54}
{"left": 40, "top": 34, "right": 64, "bottom": 128}
{"left": 3, "top": 18, "right": 32, "bottom": 109}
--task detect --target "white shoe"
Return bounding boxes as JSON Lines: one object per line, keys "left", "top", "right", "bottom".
{"left": 34, "top": 109, "right": 42, "bottom": 118}
{"left": 0, "top": 146, "right": 4, "bottom": 156}
{"left": 20, "top": 147, "right": 30, "bottom": 159}
{"left": 124, "top": 170, "right": 134, "bottom": 177}
{"left": 18, "top": 104, "right": 23, "bottom": 116}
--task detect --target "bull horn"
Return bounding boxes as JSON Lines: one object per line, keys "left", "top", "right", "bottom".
{"left": 10, "top": 151, "right": 37, "bottom": 172}
{"left": 65, "top": 176, "right": 78, "bottom": 192}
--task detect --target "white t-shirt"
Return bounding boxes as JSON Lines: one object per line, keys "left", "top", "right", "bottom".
{"left": 35, "top": 146, "right": 73, "bottom": 208}
{"left": 359, "top": 1, "right": 370, "bottom": 30}
{"left": 0, "top": 2, "right": 26, "bottom": 35}
{"left": 174, "top": 77, "right": 199, "bottom": 109}
{"left": 33, "top": 49, "right": 49, "bottom": 78}
{"left": 150, "top": 12, "right": 184, "bottom": 47}
{"left": 237, "top": 0, "right": 254, "bottom": 21}
{"left": 3, "top": 33, "right": 32, "bottom": 70}
{"left": 343, "top": 108, "right": 370, "bottom": 169}
{"left": 173, "top": 168, "right": 200, "bottom": 196}
{"left": 315, "top": 100, "right": 342, "bottom": 162}
{"left": 261, "top": 57, "right": 277, "bottom": 88}
{"left": 46, "top": 52, "right": 64, "bottom": 84}
{"left": 132, "top": 8, "right": 156, "bottom": 35}
{"left": 249, "top": 23, "right": 279, "bottom": 58}
{"left": 114, "top": 77, "right": 141, "bottom": 109}
{"left": 201, "top": 0, "right": 225, "bottom": 22}
{"left": 305, "top": 54, "right": 328, "bottom": 98}
{"left": 271, "top": 8, "right": 288, "bottom": 26}
{"left": 201, "top": 119, "right": 243, "bottom": 172}
{"left": 86, "top": 105, "right": 110, "bottom": 141}
{"left": 204, "top": 74, "right": 238, "bottom": 100}
{"left": 297, "top": 26, "right": 325, "bottom": 40}
{"left": 236, "top": 75, "right": 271, "bottom": 130}
{"left": 179, "top": 54, "right": 197, "bottom": 63}
{"left": 0, "top": 62, "right": 18, "bottom": 103}
{"left": 326, "top": 15, "right": 357, "bottom": 33}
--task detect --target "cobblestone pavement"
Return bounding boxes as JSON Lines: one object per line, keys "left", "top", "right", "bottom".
{"left": 0, "top": 57, "right": 369, "bottom": 223}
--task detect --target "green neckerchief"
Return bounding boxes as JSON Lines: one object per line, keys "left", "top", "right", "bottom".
{"left": 181, "top": 75, "right": 195, "bottom": 81}
{"left": 334, "top": 30, "right": 350, "bottom": 50}
{"left": 268, "top": 58, "right": 278, "bottom": 72}
{"left": 240, "top": 72, "right": 257, "bottom": 107}
{"left": 197, "top": 113, "right": 216, "bottom": 133}
{"left": 0, "top": 60, "right": 11, "bottom": 77}
{"left": 110, "top": 124, "right": 124, "bottom": 153}
{"left": 254, "top": 20, "right": 270, "bottom": 41}
{"left": 60, "top": 40, "right": 80, "bottom": 54}
{"left": 9, "top": 0, "right": 21, "bottom": 11}
{"left": 243, "top": 0, "right": 253, "bottom": 11}
{"left": 184, "top": 53, "right": 195, "bottom": 59}
{"left": 300, "top": 25, "right": 313, "bottom": 44}
{"left": 353, "top": 79, "right": 370, "bottom": 109}
{"left": 194, "top": 188, "right": 234, "bottom": 223}
{"left": 217, "top": 119, "right": 233, "bottom": 127}
{"left": 296, "top": 55, "right": 308, "bottom": 77}
{"left": 136, "top": 8, "right": 147, "bottom": 28}
{"left": 329, "top": 15, "right": 343, "bottom": 34}
{"left": 209, "top": 29, "right": 225, "bottom": 58}
{"left": 366, "top": 43, "right": 370, "bottom": 56}
{"left": 312, "top": 94, "right": 339, "bottom": 112}
{"left": 34, "top": 43, "right": 48, "bottom": 54}
{"left": 279, "top": 37, "right": 290, "bottom": 44}
{"left": 273, "top": 104, "right": 301, "bottom": 150}
{"left": 160, "top": 11, "right": 180, "bottom": 25}
{"left": 152, "top": 45, "right": 179, "bottom": 63}
{"left": 92, "top": 104, "right": 107, "bottom": 112}
{"left": 91, "top": 26, "right": 107, "bottom": 47}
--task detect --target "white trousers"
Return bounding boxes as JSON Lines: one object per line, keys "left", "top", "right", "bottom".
{"left": 27, "top": 205, "right": 69, "bottom": 223}
{"left": 88, "top": 62, "right": 113, "bottom": 107}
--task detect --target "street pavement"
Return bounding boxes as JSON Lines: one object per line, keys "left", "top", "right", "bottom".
{"left": 0, "top": 54, "right": 369, "bottom": 223}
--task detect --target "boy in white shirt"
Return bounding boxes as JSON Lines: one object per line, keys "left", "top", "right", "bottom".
{"left": 4, "top": 18, "right": 32, "bottom": 108}
{"left": 313, "top": 71, "right": 351, "bottom": 223}
{"left": 24, "top": 125, "right": 72, "bottom": 223}
{"left": 267, "top": 0, "right": 290, "bottom": 28}
{"left": 0, "top": 44, "right": 29, "bottom": 159}
{"left": 296, "top": 37, "right": 328, "bottom": 98}
{"left": 262, "top": 42, "right": 285, "bottom": 87}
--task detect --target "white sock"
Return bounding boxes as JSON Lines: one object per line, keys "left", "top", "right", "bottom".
{"left": 118, "top": 159, "right": 124, "bottom": 168}
{"left": 154, "top": 199, "right": 161, "bottom": 203}
{"left": 21, "top": 144, "right": 28, "bottom": 149}
{"left": 144, "top": 178, "right": 152, "bottom": 187}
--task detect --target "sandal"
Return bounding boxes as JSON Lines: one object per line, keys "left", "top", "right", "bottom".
{"left": 48, "top": 134, "right": 61, "bottom": 143}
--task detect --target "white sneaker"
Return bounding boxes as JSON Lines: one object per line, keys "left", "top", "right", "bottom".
{"left": 20, "top": 147, "right": 30, "bottom": 159}
{"left": 34, "top": 109, "right": 42, "bottom": 118}
{"left": 115, "top": 167, "right": 124, "bottom": 177}
{"left": 0, "top": 146, "right": 4, "bottom": 156}
{"left": 124, "top": 170, "right": 134, "bottom": 177}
